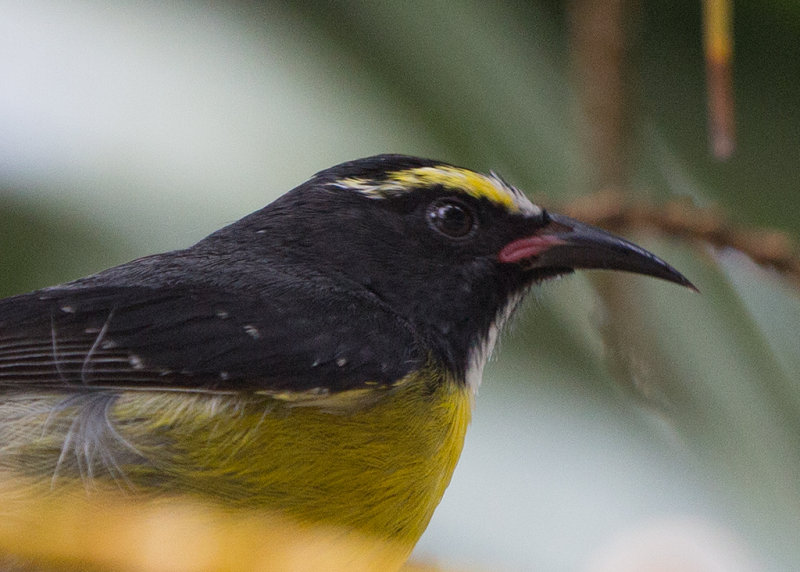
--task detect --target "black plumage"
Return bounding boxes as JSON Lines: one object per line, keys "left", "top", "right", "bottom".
{"left": 0, "top": 154, "right": 691, "bottom": 397}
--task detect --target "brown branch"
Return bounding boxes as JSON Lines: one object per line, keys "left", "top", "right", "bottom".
{"left": 558, "top": 190, "right": 800, "bottom": 289}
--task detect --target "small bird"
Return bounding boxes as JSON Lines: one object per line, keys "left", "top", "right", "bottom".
{"left": 0, "top": 155, "right": 692, "bottom": 566}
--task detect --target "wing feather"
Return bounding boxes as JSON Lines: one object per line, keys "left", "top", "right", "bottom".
{"left": 0, "top": 283, "right": 422, "bottom": 393}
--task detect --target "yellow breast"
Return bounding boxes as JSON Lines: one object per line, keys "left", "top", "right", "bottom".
{"left": 1, "top": 368, "right": 473, "bottom": 564}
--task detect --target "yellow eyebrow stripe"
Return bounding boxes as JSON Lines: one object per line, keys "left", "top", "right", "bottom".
{"left": 387, "top": 166, "right": 518, "bottom": 211}
{"left": 331, "top": 165, "right": 526, "bottom": 213}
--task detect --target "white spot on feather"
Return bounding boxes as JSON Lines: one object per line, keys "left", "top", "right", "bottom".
{"left": 243, "top": 324, "right": 261, "bottom": 339}
{"left": 129, "top": 355, "right": 144, "bottom": 370}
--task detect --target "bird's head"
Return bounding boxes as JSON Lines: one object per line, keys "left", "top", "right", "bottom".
{"left": 205, "top": 154, "right": 693, "bottom": 388}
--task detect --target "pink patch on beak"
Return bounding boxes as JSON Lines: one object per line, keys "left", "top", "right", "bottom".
{"left": 498, "top": 235, "right": 565, "bottom": 263}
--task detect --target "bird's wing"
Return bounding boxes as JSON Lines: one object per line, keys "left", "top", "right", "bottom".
{"left": 0, "top": 285, "right": 422, "bottom": 394}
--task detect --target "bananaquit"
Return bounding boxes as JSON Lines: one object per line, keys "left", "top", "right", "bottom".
{"left": 0, "top": 155, "right": 692, "bottom": 564}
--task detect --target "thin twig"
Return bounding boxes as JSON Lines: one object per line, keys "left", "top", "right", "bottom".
{"left": 704, "top": 0, "right": 736, "bottom": 159}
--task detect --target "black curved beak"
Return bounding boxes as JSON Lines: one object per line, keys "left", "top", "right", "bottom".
{"left": 499, "top": 212, "right": 697, "bottom": 291}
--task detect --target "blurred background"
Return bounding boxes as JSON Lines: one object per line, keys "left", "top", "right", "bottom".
{"left": 1, "top": 1, "right": 799, "bottom": 570}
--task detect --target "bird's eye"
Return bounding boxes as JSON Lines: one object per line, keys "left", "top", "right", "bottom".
{"left": 427, "top": 199, "right": 476, "bottom": 238}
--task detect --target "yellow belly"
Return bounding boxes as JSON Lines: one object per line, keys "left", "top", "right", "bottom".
{"left": 0, "top": 368, "right": 473, "bottom": 559}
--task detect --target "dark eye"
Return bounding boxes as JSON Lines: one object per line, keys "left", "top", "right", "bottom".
{"left": 427, "top": 199, "right": 476, "bottom": 238}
